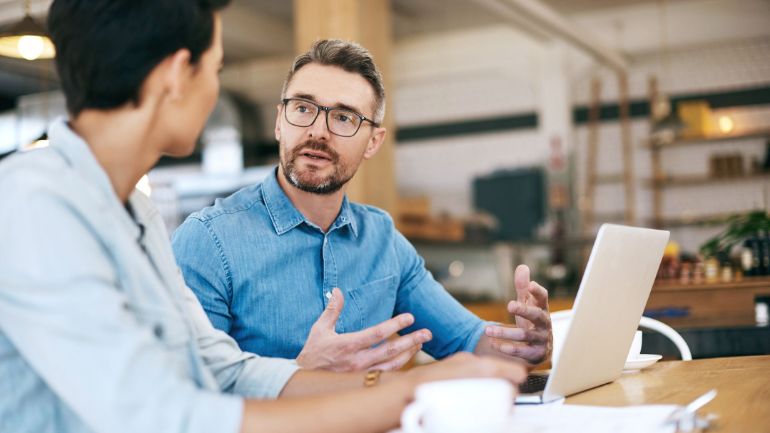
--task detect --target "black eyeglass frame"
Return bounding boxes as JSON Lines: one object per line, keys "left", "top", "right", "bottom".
{"left": 281, "top": 98, "right": 379, "bottom": 137}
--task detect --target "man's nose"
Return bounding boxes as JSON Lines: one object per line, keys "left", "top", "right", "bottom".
{"left": 307, "top": 109, "right": 331, "bottom": 140}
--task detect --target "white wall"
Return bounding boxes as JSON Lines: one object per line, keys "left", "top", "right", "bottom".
{"left": 393, "top": 25, "right": 552, "bottom": 216}
{"left": 392, "top": 0, "right": 770, "bottom": 253}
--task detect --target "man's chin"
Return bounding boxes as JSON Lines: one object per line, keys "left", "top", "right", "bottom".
{"left": 289, "top": 173, "right": 348, "bottom": 195}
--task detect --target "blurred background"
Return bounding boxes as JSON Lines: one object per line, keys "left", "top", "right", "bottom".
{"left": 1, "top": 0, "right": 769, "bottom": 359}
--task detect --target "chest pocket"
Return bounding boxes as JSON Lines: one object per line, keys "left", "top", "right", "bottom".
{"left": 345, "top": 274, "right": 398, "bottom": 331}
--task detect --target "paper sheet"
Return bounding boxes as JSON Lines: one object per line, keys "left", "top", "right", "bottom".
{"left": 508, "top": 404, "right": 679, "bottom": 433}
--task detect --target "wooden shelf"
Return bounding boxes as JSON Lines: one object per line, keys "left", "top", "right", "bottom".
{"left": 643, "top": 128, "right": 770, "bottom": 149}
{"left": 653, "top": 276, "right": 770, "bottom": 292}
{"left": 646, "top": 172, "right": 770, "bottom": 187}
{"left": 647, "top": 276, "right": 770, "bottom": 329}
{"left": 594, "top": 173, "right": 626, "bottom": 184}
{"left": 649, "top": 213, "right": 731, "bottom": 228}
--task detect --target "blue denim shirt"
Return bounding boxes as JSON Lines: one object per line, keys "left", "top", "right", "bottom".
{"left": 172, "top": 169, "right": 485, "bottom": 360}
{"left": 0, "top": 119, "right": 298, "bottom": 433}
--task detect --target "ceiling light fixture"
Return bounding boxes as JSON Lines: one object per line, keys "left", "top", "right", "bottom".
{"left": 0, "top": 0, "right": 55, "bottom": 61}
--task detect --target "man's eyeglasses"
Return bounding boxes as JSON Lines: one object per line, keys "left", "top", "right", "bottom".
{"left": 282, "top": 98, "right": 378, "bottom": 138}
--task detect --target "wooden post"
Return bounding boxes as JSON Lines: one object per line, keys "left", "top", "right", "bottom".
{"left": 618, "top": 72, "right": 636, "bottom": 225}
{"left": 648, "top": 76, "right": 664, "bottom": 228}
{"left": 583, "top": 77, "right": 601, "bottom": 234}
{"left": 293, "top": 0, "right": 397, "bottom": 217}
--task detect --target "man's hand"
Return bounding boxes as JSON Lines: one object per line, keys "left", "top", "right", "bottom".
{"left": 479, "top": 265, "right": 552, "bottom": 365}
{"left": 296, "top": 288, "right": 432, "bottom": 372}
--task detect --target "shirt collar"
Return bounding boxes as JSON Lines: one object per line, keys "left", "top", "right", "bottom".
{"left": 47, "top": 116, "right": 141, "bottom": 241}
{"left": 261, "top": 167, "right": 358, "bottom": 237}
{"left": 49, "top": 117, "right": 116, "bottom": 202}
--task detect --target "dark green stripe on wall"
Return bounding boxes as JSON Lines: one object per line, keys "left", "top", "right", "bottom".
{"left": 396, "top": 113, "right": 537, "bottom": 142}
{"left": 396, "top": 84, "right": 770, "bottom": 143}
{"left": 573, "top": 84, "right": 770, "bottom": 124}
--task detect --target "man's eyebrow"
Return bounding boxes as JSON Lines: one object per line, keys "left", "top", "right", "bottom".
{"left": 288, "top": 93, "right": 367, "bottom": 116}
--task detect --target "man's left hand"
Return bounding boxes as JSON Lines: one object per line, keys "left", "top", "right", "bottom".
{"left": 481, "top": 265, "right": 552, "bottom": 366}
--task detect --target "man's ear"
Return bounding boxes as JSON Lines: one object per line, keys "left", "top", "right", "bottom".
{"left": 363, "top": 126, "right": 387, "bottom": 160}
{"left": 274, "top": 104, "right": 283, "bottom": 141}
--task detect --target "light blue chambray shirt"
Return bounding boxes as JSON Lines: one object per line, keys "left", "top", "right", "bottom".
{"left": 172, "top": 169, "right": 486, "bottom": 361}
{"left": 0, "top": 119, "right": 298, "bottom": 433}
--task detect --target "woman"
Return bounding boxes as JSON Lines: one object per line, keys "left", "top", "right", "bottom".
{"left": 0, "top": 1, "right": 525, "bottom": 433}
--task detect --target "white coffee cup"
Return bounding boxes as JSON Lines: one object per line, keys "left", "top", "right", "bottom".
{"left": 401, "top": 378, "right": 513, "bottom": 433}
{"left": 627, "top": 330, "right": 643, "bottom": 360}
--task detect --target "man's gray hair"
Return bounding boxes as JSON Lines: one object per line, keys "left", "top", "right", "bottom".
{"left": 281, "top": 39, "right": 386, "bottom": 124}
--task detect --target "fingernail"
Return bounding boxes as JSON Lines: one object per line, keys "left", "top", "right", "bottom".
{"left": 485, "top": 327, "right": 494, "bottom": 336}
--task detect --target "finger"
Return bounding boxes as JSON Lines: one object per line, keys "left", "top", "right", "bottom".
{"left": 313, "top": 288, "right": 345, "bottom": 331}
{"left": 363, "top": 329, "right": 432, "bottom": 365}
{"left": 349, "top": 313, "right": 415, "bottom": 348}
{"left": 514, "top": 264, "right": 531, "bottom": 297}
{"left": 368, "top": 343, "right": 424, "bottom": 371}
{"left": 513, "top": 265, "right": 533, "bottom": 327}
{"left": 507, "top": 301, "right": 550, "bottom": 328}
{"left": 491, "top": 340, "right": 549, "bottom": 364}
{"left": 527, "top": 281, "right": 549, "bottom": 310}
{"left": 485, "top": 326, "right": 550, "bottom": 344}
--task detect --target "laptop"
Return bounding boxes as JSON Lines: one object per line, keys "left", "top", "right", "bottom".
{"left": 516, "top": 224, "right": 670, "bottom": 404}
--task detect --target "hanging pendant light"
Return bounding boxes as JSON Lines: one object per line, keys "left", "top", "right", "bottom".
{"left": 0, "top": 0, "right": 55, "bottom": 61}
{"left": 650, "top": 0, "right": 685, "bottom": 143}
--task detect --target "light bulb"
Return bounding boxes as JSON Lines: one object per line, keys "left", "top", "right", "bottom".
{"left": 17, "top": 35, "right": 44, "bottom": 61}
{"left": 718, "top": 116, "right": 734, "bottom": 134}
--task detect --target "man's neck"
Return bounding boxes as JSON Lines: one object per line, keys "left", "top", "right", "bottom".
{"left": 70, "top": 109, "right": 161, "bottom": 204}
{"left": 276, "top": 168, "right": 345, "bottom": 233}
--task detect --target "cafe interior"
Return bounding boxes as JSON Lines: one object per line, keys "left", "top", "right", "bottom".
{"left": 1, "top": 0, "right": 768, "bottom": 431}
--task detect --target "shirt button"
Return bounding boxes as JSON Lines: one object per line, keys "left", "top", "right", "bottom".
{"left": 153, "top": 324, "right": 164, "bottom": 339}
{"left": 325, "top": 292, "right": 332, "bottom": 300}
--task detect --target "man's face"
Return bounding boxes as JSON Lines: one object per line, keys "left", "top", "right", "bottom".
{"left": 275, "top": 63, "right": 384, "bottom": 195}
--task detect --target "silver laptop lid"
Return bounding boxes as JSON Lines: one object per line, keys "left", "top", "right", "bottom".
{"left": 541, "top": 224, "right": 669, "bottom": 402}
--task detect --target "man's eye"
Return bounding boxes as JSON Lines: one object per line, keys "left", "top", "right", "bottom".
{"left": 335, "top": 113, "right": 353, "bottom": 123}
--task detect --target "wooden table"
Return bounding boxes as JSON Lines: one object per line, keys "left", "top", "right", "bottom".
{"left": 566, "top": 355, "right": 770, "bottom": 432}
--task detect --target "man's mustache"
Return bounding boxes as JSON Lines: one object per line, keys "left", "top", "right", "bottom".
{"left": 290, "top": 141, "right": 340, "bottom": 163}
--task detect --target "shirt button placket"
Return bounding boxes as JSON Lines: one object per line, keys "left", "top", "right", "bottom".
{"left": 322, "top": 236, "right": 330, "bottom": 305}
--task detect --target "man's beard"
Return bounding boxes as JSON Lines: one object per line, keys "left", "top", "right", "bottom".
{"left": 280, "top": 140, "right": 355, "bottom": 195}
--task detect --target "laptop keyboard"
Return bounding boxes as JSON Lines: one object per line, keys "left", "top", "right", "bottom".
{"left": 519, "top": 374, "right": 549, "bottom": 394}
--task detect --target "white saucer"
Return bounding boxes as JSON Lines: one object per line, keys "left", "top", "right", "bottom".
{"left": 624, "top": 354, "right": 662, "bottom": 371}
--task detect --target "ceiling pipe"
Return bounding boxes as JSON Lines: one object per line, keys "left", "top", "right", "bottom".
{"left": 471, "top": 0, "right": 629, "bottom": 72}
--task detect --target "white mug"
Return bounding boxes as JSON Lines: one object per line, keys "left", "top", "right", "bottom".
{"left": 401, "top": 378, "right": 513, "bottom": 433}
{"left": 627, "top": 330, "right": 643, "bottom": 360}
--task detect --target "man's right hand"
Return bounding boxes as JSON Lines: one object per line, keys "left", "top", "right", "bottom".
{"left": 296, "top": 288, "right": 433, "bottom": 372}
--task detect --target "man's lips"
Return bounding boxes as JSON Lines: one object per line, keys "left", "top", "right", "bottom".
{"left": 299, "top": 149, "right": 333, "bottom": 161}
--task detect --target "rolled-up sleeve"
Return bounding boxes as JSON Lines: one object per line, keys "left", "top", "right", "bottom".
{"left": 181, "top": 283, "right": 300, "bottom": 399}
{"left": 0, "top": 188, "right": 244, "bottom": 433}
{"left": 392, "top": 231, "right": 487, "bottom": 359}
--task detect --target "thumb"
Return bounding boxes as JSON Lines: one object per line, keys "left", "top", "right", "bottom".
{"left": 315, "top": 287, "right": 344, "bottom": 331}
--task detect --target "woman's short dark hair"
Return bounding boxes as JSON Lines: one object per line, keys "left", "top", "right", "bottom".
{"left": 48, "top": 0, "right": 230, "bottom": 116}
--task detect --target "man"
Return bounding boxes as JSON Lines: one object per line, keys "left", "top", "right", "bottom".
{"left": 173, "top": 39, "right": 553, "bottom": 372}
{"left": 0, "top": 2, "right": 526, "bottom": 433}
